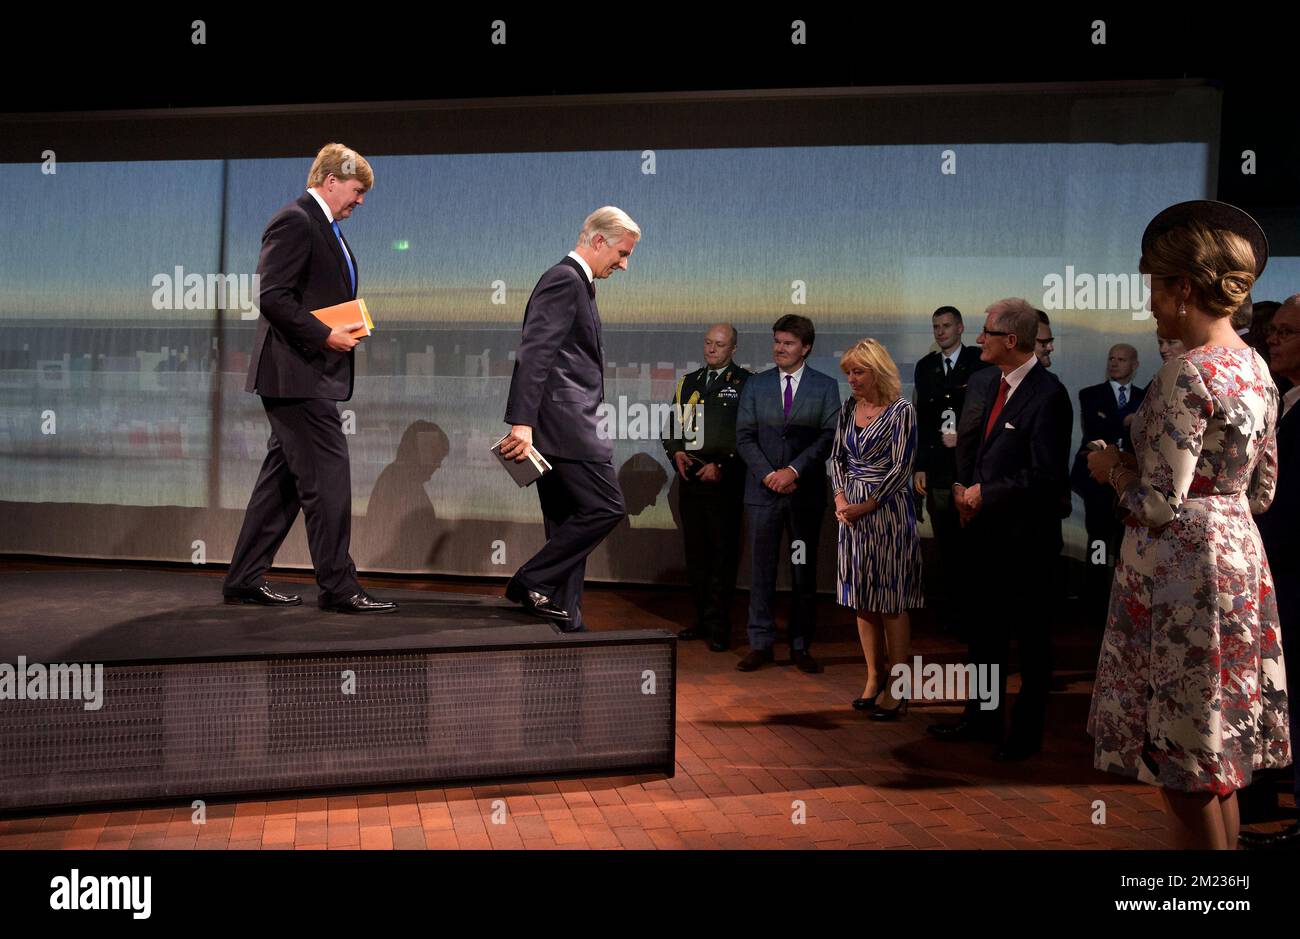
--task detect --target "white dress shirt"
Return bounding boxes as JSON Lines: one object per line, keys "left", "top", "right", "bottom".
{"left": 1000, "top": 355, "right": 1038, "bottom": 402}
{"left": 566, "top": 250, "right": 593, "bottom": 283}
{"left": 307, "top": 187, "right": 353, "bottom": 270}
{"left": 777, "top": 362, "right": 806, "bottom": 406}
{"left": 1283, "top": 384, "right": 1300, "bottom": 419}
{"left": 1108, "top": 379, "right": 1133, "bottom": 406}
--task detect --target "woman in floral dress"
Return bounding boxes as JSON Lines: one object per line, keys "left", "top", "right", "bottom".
{"left": 1087, "top": 201, "right": 1290, "bottom": 849}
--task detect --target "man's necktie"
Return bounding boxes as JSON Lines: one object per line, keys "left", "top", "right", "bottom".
{"left": 331, "top": 221, "right": 356, "bottom": 296}
{"left": 944, "top": 357, "right": 953, "bottom": 376}
{"left": 783, "top": 374, "right": 793, "bottom": 419}
{"left": 1117, "top": 385, "right": 1128, "bottom": 409}
{"left": 983, "top": 378, "right": 1010, "bottom": 440}
{"left": 707, "top": 370, "right": 717, "bottom": 388}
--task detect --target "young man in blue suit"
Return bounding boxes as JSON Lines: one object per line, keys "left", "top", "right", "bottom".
{"left": 734, "top": 315, "right": 841, "bottom": 673}
{"left": 499, "top": 207, "right": 640, "bottom": 632}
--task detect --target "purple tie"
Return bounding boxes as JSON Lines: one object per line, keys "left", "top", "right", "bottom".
{"left": 783, "top": 374, "right": 793, "bottom": 419}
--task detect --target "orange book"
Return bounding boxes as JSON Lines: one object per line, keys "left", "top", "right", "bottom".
{"left": 312, "top": 298, "right": 374, "bottom": 338}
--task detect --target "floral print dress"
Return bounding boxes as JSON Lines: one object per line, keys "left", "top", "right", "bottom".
{"left": 1088, "top": 345, "right": 1290, "bottom": 794}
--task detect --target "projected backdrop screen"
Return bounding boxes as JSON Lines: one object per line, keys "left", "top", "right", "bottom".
{"left": 3, "top": 108, "right": 1267, "bottom": 584}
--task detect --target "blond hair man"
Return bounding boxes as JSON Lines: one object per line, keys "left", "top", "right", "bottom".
{"left": 224, "top": 143, "right": 396, "bottom": 614}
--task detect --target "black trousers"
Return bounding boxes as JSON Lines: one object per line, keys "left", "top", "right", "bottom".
{"left": 224, "top": 396, "right": 360, "bottom": 602}
{"left": 925, "top": 484, "right": 964, "bottom": 626}
{"left": 962, "top": 525, "right": 1055, "bottom": 747}
{"left": 514, "top": 457, "right": 625, "bottom": 632}
{"left": 746, "top": 500, "right": 823, "bottom": 652}
{"left": 678, "top": 475, "right": 745, "bottom": 643}
{"left": 1082, "top": 493, "right": 1123, "bottom": 619}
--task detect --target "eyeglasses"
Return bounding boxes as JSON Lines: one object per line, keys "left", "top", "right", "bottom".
{"left": 979, "top": 328, "right": 1010, "bottom": 337}
{"left": 1036, "top": 335, "right": 1055, "bottom": 345}
{"left": 1266, "top": 324, "right": 1299, "bottom": 340}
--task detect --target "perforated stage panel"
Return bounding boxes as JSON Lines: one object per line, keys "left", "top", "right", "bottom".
{"left": 0, "top": 571, "right": 676, "bottom": 813}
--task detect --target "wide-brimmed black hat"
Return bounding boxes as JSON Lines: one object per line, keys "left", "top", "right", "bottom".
{"left": 1141, "top": 199, "right": 1268, "bottom": 276}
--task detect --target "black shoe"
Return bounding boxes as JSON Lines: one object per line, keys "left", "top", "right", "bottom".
{"left": 223, "top": 583, "right": 302, "bottom": 606}
{"left": 736, "top": 648, "right": 775, "bottom": 671}
{"left": 1239, "top": 821, "right": 1300, "bottom": 849}
{"left": 319, "top": 592, "right": 399, "bottom": 614}
{"left": 926, "top": 718, "right": 1000, "bottom": 743}
{"left": 790, "top": 650, "right": 823, "bottom": 674}
{"left": 991, "top": 739, "right": 1041, "bottom": 762}
{"left": 852, "top": 696, "right": 879, "bottom": 712}
{"left": 677, "top": 625, "right": 706, "bottom": 640}
{"left": 707, "top": 638, "right": 730, "bottom": 653}
{"left": 871, "top": 696, "right": 909, "bottom": 721}
{"left": 504, "top": 580, "right": 572, "bottom": 622}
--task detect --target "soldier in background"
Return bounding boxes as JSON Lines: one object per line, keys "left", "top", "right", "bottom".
{"left": 665, "top": 324, "right": 751, "bottom": 652}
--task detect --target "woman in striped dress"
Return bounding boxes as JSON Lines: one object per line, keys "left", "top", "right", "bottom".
{"left": 832, "top": 339, "right": 924, "bottom": 720}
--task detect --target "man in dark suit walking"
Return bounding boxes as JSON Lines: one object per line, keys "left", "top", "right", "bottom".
{"left": 223, "top": 143, "right": 396, "bottom": 614}
{"left": 912, "top": 306, "right": 992, "bottom": 626}
{"left": 927, "top": 298, "right": 1072, "bottom": 760}
{"left": 498, "top": 207, "right": 640, "bottom": 631}
{"left": 734, "top": 314, "right": 841, "bottom": 673}
{"left": 1069, "top": 343, "right": 1146, "bottom": 617}
{"left": 1241, "top": 294, "right": 1300, "bottom": 848}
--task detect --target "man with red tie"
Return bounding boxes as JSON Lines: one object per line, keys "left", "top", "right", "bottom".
{"left": 927, "top": 299, "right": 1073, "bottom": 760}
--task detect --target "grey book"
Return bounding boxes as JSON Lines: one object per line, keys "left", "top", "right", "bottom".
{"left": 491, "top": 435, "right": 552, "bottom": 487}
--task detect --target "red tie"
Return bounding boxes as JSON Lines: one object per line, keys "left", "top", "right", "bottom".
{"left": 984, "top": 378, "right": 1011, "bottom": 440}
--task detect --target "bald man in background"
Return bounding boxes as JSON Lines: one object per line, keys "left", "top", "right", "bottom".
{"left": 1069, "top": 343, "right": 1146, "bottom": 619}
{"left": 664, "top": 324, "right": 751, "bottom": 651}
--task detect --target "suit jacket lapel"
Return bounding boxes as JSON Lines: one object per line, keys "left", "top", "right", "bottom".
{"left": 987, "top": 365, "right": 1042, "bottom": 442}
{"left": 784, "top": 369, "right": 813, "bottom": 425}
{"left": 557, "top": 255, "right": 602, "bottom": 365}
{"left": 304, "top": 193, "right": 355, "bottom": 299}
{"left": 337, "top": 227, "right": 359, "bottom": 298}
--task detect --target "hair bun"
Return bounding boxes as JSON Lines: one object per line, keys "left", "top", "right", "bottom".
{"left": 1215, "top": 270, "right": 1254, "bottom": 302}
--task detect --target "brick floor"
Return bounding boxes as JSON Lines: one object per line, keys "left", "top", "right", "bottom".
{"left": 3, "top": 569, "right": 1291, "bottom": 850}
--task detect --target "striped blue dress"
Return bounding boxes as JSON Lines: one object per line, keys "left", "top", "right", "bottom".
{"left": 831, "top": 396, "right": 925, "bottom": 613}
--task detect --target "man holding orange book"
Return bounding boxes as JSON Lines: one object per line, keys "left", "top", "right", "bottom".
{"left": 223, "top": 143, "right": 396, "bottom": 614}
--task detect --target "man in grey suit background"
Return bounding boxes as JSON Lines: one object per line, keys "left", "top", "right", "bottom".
{"left": 499, "top": 207, "right": 640, "bottom": 631}
{"left": 734, "top": 315, "right": 841, "bottom": 672}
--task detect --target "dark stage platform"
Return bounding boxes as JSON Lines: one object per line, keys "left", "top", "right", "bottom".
{"left": 0, "top": 570, "right": 676, "bottom": 813}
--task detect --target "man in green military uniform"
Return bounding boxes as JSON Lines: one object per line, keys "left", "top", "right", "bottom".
{"left": 664, "top": 324, "right": 751, "bottom": 652}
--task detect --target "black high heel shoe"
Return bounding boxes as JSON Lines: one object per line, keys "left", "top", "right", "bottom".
{"left": 852, "top": 684, "right": 884, "bottom": 711}
{"left": 870, "top": 693, "right": 909, "bottom": 721}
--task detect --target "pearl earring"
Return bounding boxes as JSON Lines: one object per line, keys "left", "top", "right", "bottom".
{"left": 1177, "top": 302, "right": 1187, "bottom": 318}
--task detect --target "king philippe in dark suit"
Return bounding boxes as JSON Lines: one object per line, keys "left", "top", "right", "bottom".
{"left": 1069, "top": 343, "right": 1146, "bottom": 615}
{"left": 223, "top": 143, "right": 395, "bottom": 614}
{"left": 928, "top": 299, "right": 1072, "bottom": 760}
{"left": 735, "top": 315, "right": 841, "bottom": 673}
{"left": 499, "top": 207, "right": 640, "bottom": 631}
{"left": 912, "top": 306, "right": 993, "bottom": 624}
